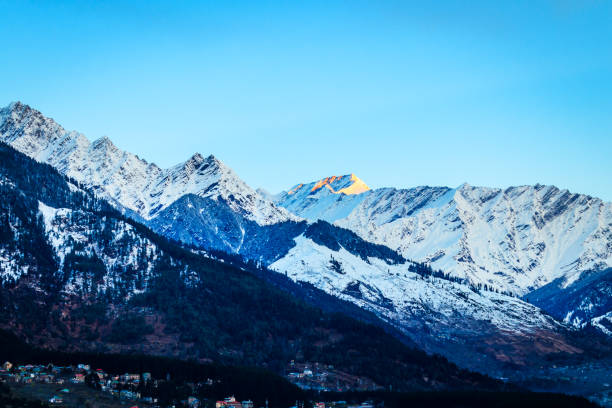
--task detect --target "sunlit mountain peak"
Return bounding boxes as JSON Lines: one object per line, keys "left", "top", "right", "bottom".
{"left": 287, "top": 173, "right": 370, "bottom": 196}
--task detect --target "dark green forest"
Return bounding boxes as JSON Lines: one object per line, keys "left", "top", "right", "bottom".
{"left": 0, "top": 329, "right": 599, "bottom": 408}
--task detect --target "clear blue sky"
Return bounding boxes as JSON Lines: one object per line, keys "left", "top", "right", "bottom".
{"left": 1, "top": 1, "right": 611, "bottom": 199}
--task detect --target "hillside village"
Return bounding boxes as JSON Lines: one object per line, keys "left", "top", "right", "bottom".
{"left": 285, "top": 361, "right": 382, "bottom": 393}
{"left": 0, "top": 361, "right": 378, "bottom": 408}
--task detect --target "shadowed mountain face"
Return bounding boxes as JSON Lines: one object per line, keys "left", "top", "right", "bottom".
{"left": 525, "top": 268, "right": 612, "bottom": 331}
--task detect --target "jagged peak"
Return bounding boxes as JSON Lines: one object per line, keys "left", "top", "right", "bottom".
{"left": 185, "top": 153, "right": 227, "bottom": 171}
{"left": 3, "top": 101, "right": 27, "bottom": 111}
{"left": 2, "top": 101, "right": 42, "bottom": 118}
{"left": 176, "top": 152, "right": 207, "bottom": 174}
{"left": 1, "top": 101, "right": 65, "bottom": 137}
{"left": 338, "top": 173, "right": 370, "bottom": 195}
{"left": 287, "top": 173, "right": 370, "bottom": 196}
{"left": 173, "top": 152, "right": 234, "bottom": 181}
{"left": 312, "top": 173, "right": 370, "bottom": 195}
{"left": 204, "top": 153, "right": 223, "bottom": 166}
{"left": 92, "top": 135, "right": 117, "bottom": 151}
{"left": 189, "top": 152, "right": 205, "bottom": 162}
{"left": 2, "top": 102, "right": 28, "bottom": 120}
{"left": 5, "top": 101, "right": 21, "bottom": 111}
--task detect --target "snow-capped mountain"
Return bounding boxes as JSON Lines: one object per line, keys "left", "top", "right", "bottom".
{"left": 1, "top": 137, "right": 579, "bottom": 378}
{"left": 0, "top": 102, "right": 308, "bottom": 259}
{"left": 274, "top": 175, "right": 612, "bottom": 334}
{"left": 0, "top": 102, "right": 295, "bottom": 226}
{"left": 277, "top": 174, "right": 372, "bottom": 222}
{"left": 1, "top": 102, "right": 610, "bottom": 383}
{"left": 7, "top": 141, "right": 519, "bottom": 395}
{"left": 276, "top": 177, "right": 612, "bottom": 298}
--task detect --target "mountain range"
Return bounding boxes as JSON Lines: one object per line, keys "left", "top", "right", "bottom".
{"left": 1, "top": 138, "right": 506, "bottom": 394}
{"left": 1, "top": 102, "right": 611, "bottom": 404}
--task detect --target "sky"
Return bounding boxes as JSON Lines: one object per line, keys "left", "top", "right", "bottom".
{"left": 1, "top": 1, "right": 611, "bottom": 199}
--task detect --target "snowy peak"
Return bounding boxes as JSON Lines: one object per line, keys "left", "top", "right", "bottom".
{"left": 171, "top": 152, "right": 221, "bottom": 180}
{"left": 290, "top": 173, "right": 370, "bottom": 196}
{"left": 1, "top": 101, "right": 37, "bottom": 123}
{"left": 311, "top": 173, "right": 370, "bottom": 195}
{"left": 0, "top": 101, "right": 80, "bottom": 162}
{"left": 0, "top": 101, "right": 64, "bottom": 140}
{"left": 182, "top": 152, "right": 216, "bottom": 169}
{"left": 276, "top": 174, "right": 373, "bottom": 223}
{"left": 0, "top": 102, "right": 295, "bottom": 226}
{"left": 92, "top": 135, "right": 119, "bottom": 153}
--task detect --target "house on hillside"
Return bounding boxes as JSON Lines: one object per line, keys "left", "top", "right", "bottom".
{"left": 216, "top": 396, "right": 242, "bottom": 408}
{"left": 187, "top": 396, "right": 200, "bottom": 407}
{"left": 122, "top": 373, "right": 140, "bottom": 382}
{"left": 94, "top": 369, "right": 105, "bottom": 380}
{"left": 120, "top": 390, "right": 138, "bottom": 400}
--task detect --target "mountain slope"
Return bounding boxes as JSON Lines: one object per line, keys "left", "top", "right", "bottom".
{"left": 0, "top": 140, "right": 511, "bottom": 392}
{"left": 269, "top": 232, "right": 583, "bottom": 377}
{"left": 525, "top": 268, "right": 612, "bottom": 329}
{"left": 278, "top": 174, "right": 372, "bottom": 222}
{"left": 2, "top": 103, "right": 610, "bottom": 400}
{"left": 0, "top": 102, "right": 294, "bottom": 225}
{"left": 275, "top": 177, "right": 612, "bottom": 324}
{"left": 277, "top": 179, "right": 612, "bottom": 295}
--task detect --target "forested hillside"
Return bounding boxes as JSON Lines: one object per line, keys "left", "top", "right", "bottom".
{"left": 0, "top": 141, "right": 505, "bottom": 393}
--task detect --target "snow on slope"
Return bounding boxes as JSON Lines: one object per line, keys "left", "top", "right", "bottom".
{"left": 0, "top": 175, "right": 28, "bottom": 282}
{"left": 592, "top": 311, "right": 612, "bottom": 336}
{"left": 277, "top": 174, "right": 372, "bottom": 222}
{"left": 271, "top": 235, "right": 557, "bottom": 333}
{"left": 524, "top": 267, "right": 612, "bottom": 329}
{"left": 0, "top": 102, "right": 295, "bottom": 225}
{"left": 3, "top": 101, "right": 608, "bottom": 341}
{"left": 38, "top": 201, "right": 163, "bottom": 296}
{"left": 269, "top": 234, "right": 578, "bottom": 373}
{"left": 276, "top": 178, "right": 612, "bottom": 296}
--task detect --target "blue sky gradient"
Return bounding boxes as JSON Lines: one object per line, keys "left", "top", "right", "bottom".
{"left": 1, "top": 1, "right": 611, "bottom": 199}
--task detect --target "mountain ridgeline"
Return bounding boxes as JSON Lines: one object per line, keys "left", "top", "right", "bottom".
{"left": 0, "top": 102, "right": 611, "bottom": 406}
{"left": 0, "top": 141, "right": 507, "bottom": 393}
